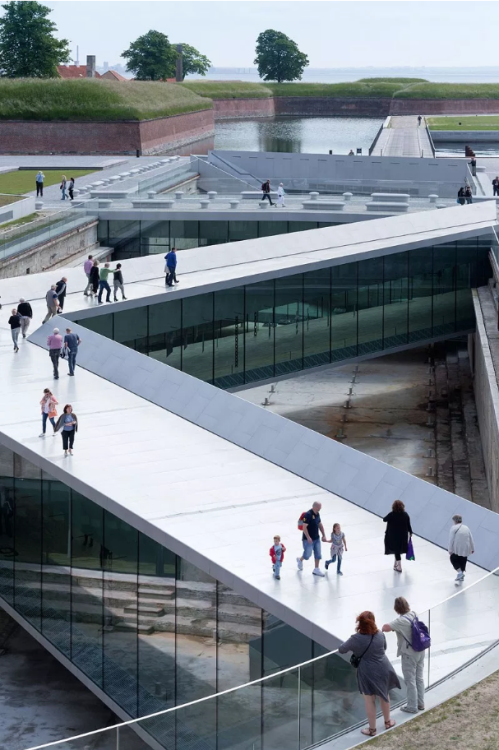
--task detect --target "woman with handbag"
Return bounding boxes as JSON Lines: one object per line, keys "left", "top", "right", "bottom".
{"left": 39, "top": 388, "right": 58, "bottom": 437}
{"left": 338, "top": 611, "right": 400, "bottom": 737}
{"left": 54, "top": 404, "right": 78, "bottom": 457}
{"left": 383, "top": 499, "right": 413, "bottom": 572}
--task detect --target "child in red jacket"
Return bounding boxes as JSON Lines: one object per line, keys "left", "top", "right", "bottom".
{"left": 269, "top": 535, "right": 286, "bottom": 579}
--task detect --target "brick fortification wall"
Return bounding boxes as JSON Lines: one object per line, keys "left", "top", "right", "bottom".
{"left": 213, "top": 97, "right": 275, "bottom": 119}
{"left": 274, "top": 97, "right": 392, "bottom": 117}
{"left": 0, "top": 109, "right": 214, "bottom": 155}
{"left": 390, "top": 99, "right": 499, "bottom": 115}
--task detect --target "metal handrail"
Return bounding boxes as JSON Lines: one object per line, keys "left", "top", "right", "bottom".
{"left": 22, "top": 563, "right": 499, "bottom": 750}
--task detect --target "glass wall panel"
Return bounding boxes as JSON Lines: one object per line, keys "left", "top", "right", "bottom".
{"left": 287, "top": 221, "right": 318, "bottom": 234}
{"left": 357, "top": 256, "right": 384, "bottom": 356}
{"left": 41, "top": 470, "right": 71, "bottom": 656}
{"left": 71, "top": 491, "right": 104, "bottom": 687}
{"left": 170, "top": 220, "right": 199, "bottom": 250}
{"left": 408, "top": 246, "right": 433, "bottom": 343}
{"left": 199, "top": 220, "right": 228, "bottom": 246}
{"left": 148, "top": 299, "right": 182, "bottom": 369}
{"left": 432, "top": 243, "right": 456, "bottom": 336}
{"left": 383, "top": 252, "right": 409, "bottom": 348}
{"left": 113, "top": 306, "right": 148, "bottom": 353}
{"left": 456, "top": 239, "right": 477, "bottom": 330}
{"left": 181, "top": 293, "right": 214, "bottom": 382}
{"left": 303, "top": 267, "right": 331, "bottom": 367}
{"left": 77, "top": 313, "right": 113, "bottom": 340}
{"left": 331, "top": 263, "right": 357, "bottom": 360}
{"left": 141, "top": 220, "right": 170, "bottom": 256}
{"left": 275, "top": 273, "right": 303, "bottom": 375}
{"left": 245, "top": 279, "right": 275, "bottom": 383}
{"left": 14, "top": 454, "right": 42, "bottom": 630}
{"left": 0, "top": 443, "right": 14, "bottom": 605}
{"left": 259, "top": 221, "right": 288, "bottom": 238}
{"left": 103, "top": 511, "right": 138, "bottom": 716}
{"left": 228, "top": 221, "right": 258, "bottom": 242}
{"left": 214, "top": 287, "right": 245, "bottom": 388}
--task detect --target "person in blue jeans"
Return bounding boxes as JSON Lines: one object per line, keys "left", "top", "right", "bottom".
{"left": 165, "top": 247, "right": 178, "bottom": 287}
{"left": 64, "top": 327, "right": 81, "bottom": 377}
{"left": 297, "top": 501, "right": 327, "bottom": 577}
{"left": 324, "top": 523, "right": 348, "bottom": 575}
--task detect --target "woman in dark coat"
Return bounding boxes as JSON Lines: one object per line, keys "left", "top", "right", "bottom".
{"left": 383, "top": 499, "right": 412, "bottom": 573}
{"left": 338, "top": 611, "right": 400, "bottom": 737}
{"left": 89, "top": 260, "right": 100, "bottom": 297}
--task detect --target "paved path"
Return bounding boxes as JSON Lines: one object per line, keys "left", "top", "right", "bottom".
{"left": 372, "top": 116, "right": 434, "bottom": 158}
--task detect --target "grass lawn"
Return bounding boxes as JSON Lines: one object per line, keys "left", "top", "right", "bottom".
{"left": 368, "top": 670, "right": 499, "bottom": 750}
{"left": 181, "top": 81, "right": 273, "bottom": 98}
{"left": 0, "top": 79, "right": 212, "bottom": 121}
{"left": 0, "top": 194, "right": 23, "bottom": 206}
{"left": 0, "top": 212, "right": 39, "bottom": 230}
{"left": 394, "top": 83, "right": 499, "bottom": 99}
{"left": 0, "top": 169, "right": 96, "bottom": 194}
{"left": 428, "top": 116, "right": 499, "bottom": 130}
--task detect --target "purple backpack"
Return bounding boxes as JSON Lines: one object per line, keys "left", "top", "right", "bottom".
{"left": 403, "top": 614, "right": 431, "bottom": 652}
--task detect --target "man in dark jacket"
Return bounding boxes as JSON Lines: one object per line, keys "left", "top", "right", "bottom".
{"left": 113, "top": 263, "right": 127, "bottom": 301}
{"left": 261, "top": 179, "right": 274, "bottom": 206}
{"left": 55, "top": 277, "right": 68, "bottom": 310}
{"left": 493, "top": 176, "right": 499, "bottom": 196}
{"left": 17, "top": 297, "right": 33, "bottom": 338}
{"left": 165, "top": 248, "right": 178, "bottom": 287}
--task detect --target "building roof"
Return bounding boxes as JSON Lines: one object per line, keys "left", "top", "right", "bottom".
{"left": 57, "top": 65, "right": 102, "bottom": 79}
{"left": 101, "top": 69, "right": 128, "bottom": 82}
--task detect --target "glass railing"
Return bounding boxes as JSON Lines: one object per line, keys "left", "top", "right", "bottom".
{"left": 137, "top": 161, "right": 196, "bottom": 196}
{"left": 0, "top": 210, "right": 92, "bottom": 262}
{"left": 22, "top": 565, "right": 499, "bottom": 750}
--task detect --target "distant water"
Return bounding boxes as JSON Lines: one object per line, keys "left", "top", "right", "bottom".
{"left": 214, "top": 116, "right": 383, "bottom": 154}
{"left": 194, "top": 67, "right": 499, "bottom": 84}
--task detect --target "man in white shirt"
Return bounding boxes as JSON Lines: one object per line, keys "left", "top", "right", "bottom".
{"left": 382, "top": 597, "right": 425, "bottom": 714}
{"left": 448, "top": 514, "right": 475, "bottom": 583}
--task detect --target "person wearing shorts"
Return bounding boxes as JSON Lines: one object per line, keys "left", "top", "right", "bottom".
{"left": 297, "top": 501, "right": 326, "bottom": 577}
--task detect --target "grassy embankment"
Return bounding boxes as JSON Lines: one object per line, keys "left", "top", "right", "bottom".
{"left": 0, "top": 78, "right": 212, "bottom": 120}
{"left": 181, "top": 78, "right": 422, "bottom": 99}
{"left": 428, "top": 115, "right": 499, "bottom": 130}
{"left": 368, "top": 669, "right": 499, "bottom": 750}
{"left": 0, "top": 194, "right": 23, "bottom": 207}
{"left": 0, "top": 169, "right": 95, "bottom": 194}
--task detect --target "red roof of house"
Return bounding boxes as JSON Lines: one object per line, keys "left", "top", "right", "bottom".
{"left": 57, "top": 65, "right": 102, "bottom": 79}
{"left": 101, "top": 70, "right": 128, "bottom": 82}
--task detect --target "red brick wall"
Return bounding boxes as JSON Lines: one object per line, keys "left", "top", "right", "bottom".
{"left": 0, "top": 109, "right": 214, "bottom": 155}
{"left": 274, "top": 97, "right": 392, "bottom": 117}
{"left": 390, "top": 98, "right": 499, "bottom": 115}
{"left": 213, "top": 97, "right": 275, "bottom": 120}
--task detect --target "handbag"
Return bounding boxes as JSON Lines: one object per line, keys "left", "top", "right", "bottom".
{"left": 60, "top": 347, "right": 66, "bottom": 359}
{"left": 350, "top": 635, "right": 373, "bottom": 668}
{"left": 406, "top": 537, "right": 415, "bottom": 561}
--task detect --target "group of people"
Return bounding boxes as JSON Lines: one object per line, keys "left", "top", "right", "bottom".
{"left": 457, "top": 185, "right": 473, "bottom": 205}
{"left": 35, "top": 172, "right": 75, "bottom": 200}
{"left": 268, "top": 500, "right": 476, "bottom": 736}
{"left": 40, "top": 388, "right": 78, "bottom": 456}
{"left": 42, "top": 276, "right": 68, "bottom": 323}
{"left": 83, "top": 255, "right": 127, "bottom": 303}
{"left": 8, "top": 298, "right": 33, "bottom": 352}
{"left": 260, "top": 179, "right": 286, "bottom": 207}
{"left": 47, "top": 326, "right": 81, "bottom": 379}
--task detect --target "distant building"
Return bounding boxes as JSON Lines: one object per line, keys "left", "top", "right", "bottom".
{"left": 101, "top": 69, "right": 128, "bottom": 82}
{"left": 58, "top": 55, "right": 101, "bottom": 79}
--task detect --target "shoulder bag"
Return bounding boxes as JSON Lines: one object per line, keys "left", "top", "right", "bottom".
{"left": 350, "top": 635, "right": 374, "bottom": 668}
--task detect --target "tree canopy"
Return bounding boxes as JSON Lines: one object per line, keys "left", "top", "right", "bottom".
{"left": 254, "top": 29, "right": 309, "bottom": 84}
{"left": 122, "top": 30, "right": 177, "bottom": 81}
{"left": 0, "top": 1, "right": 70, "bottom": 78}
{"left": 175, "top": 43, "right": 211, "bottom": 80}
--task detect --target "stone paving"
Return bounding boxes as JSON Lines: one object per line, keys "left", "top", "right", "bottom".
{"left": 372, "top": 116, "right": 434, "bottom": 158}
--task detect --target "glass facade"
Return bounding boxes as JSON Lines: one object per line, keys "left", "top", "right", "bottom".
{"left": 76, "top": 237, "right": 491, "bottom": 389}
{"left": 98, "top": 219, "right": 339, "bottom": 259}
{"left": 0, "top": 443, "right": 381, "bottom": 750}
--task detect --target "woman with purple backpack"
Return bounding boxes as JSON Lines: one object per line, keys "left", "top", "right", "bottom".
{"left": 382, "top": 597, "right": 429, "bottom": 714}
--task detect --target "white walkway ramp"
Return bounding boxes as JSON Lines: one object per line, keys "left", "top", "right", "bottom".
{"left": 372, "top": 116, "right": 434, "bottom": 158}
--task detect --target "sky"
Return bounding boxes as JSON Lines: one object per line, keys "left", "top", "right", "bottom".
{"left": 39, "top": 1, "right": 499, "bottom": 69}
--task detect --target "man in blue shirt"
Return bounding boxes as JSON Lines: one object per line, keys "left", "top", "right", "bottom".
{"left": 297, "top": 501, "right": 327, "bottom": 577}
{"left": 165, "top": 247, "right": 178, "bottom": 287}
{"left": 64, "top": 327, "right": 81, "bottom": 377}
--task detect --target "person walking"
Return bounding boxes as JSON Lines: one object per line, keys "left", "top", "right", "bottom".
{"left": 60, "top": 175, "right": 67, "bottom": 200}
{"left": 383, "top": 500, "right": 413, "bottom": 573}
{"left": 8, "top": 308, "right": 21, "bottom": 352}
{"left": 113, "top": 263, "right": 127, "bottom": 301}
{"left": 269, "top": 535, "right": 286, "bottom": 580}
{"left": 89, "top": 260, "right": 100, "bottom": 298}
{"left": 36, "top": 170, "right": 45, "bottom": 197}
{"left": 165, "top": 247, "right": 178, "bottom": 287}
{"left": 83, "top": 255, "right": 94, "bottom": 296}
{"left": 55, "top": 404, "right": 78, "bottom": 457}
{"left": 42, "top": 285, "right": 60, "bottom": 323}
{"left": 47, "top": 327, "right": 63, "bottom": 379}
{"left": 97, "top": 262, "right": 113, "bottom": 304}
{"left": 68, "top": 177, "right": 75, "bottom": 201}
{"left": 39, "top": 388, "right": 58, "bottom": 437}
{"left": 465, "top": 185, "right": 473, "bottom": 204}
{"left": 469, "top": 156, "right": 477, "bottom": 177}
{"left": 382, "top": 597, "right": 426, "bottom": 714}
{"left": 261, "top": 179, "right": 274, "bottom": 206}
{"left": 64, "top": 327, "right": 81, "bottom": 377}
{"left": 493, "top": 176, "right": 499, "bottom": 197}
{"left": 277, "top": 183, "right": 286, "bottom": 207}
{"left": 457, "top": 187, "right": 466, "bottom": 206}
{"left": 448, "top": 514, "right": 475, "bottom": 583}
{"left": 17, "top": 298, "right": 33, "bottom": 338}
{"left": 417, "top": 115, "right": 422, "bottom": 126}
{"left": 296, "top": 501, "right": 326, "bottom": 577}
{"left": 338, "top": 611, "right": 400, "bottom": 737}
{"left": 55, "top": 277, "right": 68, "bottom": 311}
{"left": 324, "top": 522, "right": 348, "bottom": 575}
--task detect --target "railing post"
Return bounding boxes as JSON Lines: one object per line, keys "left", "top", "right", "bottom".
{"left": 297, "top": 666, "right": 301, "bottom": 750}
{"left": 116, "top": 726, "right": 120, "bottom": 750}
{"left": 427, "top": 610, "right": 431, "bottom": 687}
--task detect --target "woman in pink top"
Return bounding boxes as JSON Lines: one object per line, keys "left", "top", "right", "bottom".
{"left": 40, "top": 388, "right": 58, "bottom": 437}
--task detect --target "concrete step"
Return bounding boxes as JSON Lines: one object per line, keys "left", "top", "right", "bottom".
{"left": 123, "top": 602, "right": 165, "bottom": 617}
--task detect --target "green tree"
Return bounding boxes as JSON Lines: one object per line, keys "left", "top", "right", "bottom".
{"left": 175, "top": 43, "right": 211, "bottom": 80}
{"left": 0, "top": 1, "right": 70, "bottom": 78}
{"left": 122, "top": 30, "right": 176, "bottom": 81}
{"left": 254, "top": 29, "right": 308, "bottom": 83}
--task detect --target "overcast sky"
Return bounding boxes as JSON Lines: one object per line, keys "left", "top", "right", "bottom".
{"left": 42, "top": 1, "right": 499, "bottom": 69}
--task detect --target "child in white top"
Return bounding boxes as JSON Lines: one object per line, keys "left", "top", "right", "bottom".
{"left": 324, "top": 523, "right": 347, "bottom": 575}
{"left": 277, "top": 183, "right": 286, "bottom": 207}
